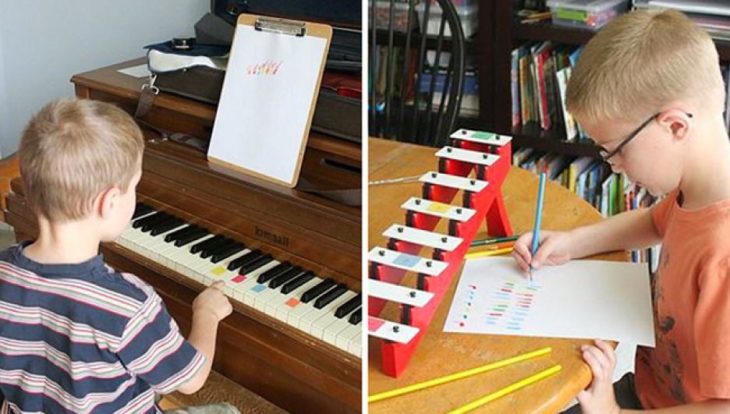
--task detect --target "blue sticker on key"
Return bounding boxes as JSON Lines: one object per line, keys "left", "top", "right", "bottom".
{"left": 251, "top": 284, "right": 267, "bottom": 293}
{"left": 393, "top": 253, "right": 420, "bottom": 268}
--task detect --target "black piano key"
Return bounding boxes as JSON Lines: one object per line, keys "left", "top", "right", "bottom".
{"left": 348, "top": 307, "right": 362, "bottom": 325}
{"left": 301, "top": 278, "right": 336, "bottom": 304}
{"left": 240, "top": 255, "right": 274, "bottom": 275}
{"left": 132, "top": 203, "right": 154, "bottom": 219}
{"left": 200, "top": 237, "right": 234, "bottom": 259}
{"left": 254, "top": 261, "right": 290, "bottom": 282}
{"left": 174, "top": 228, "right": 209, "bottom": 247}
{"left": 314, "top": 283, "right": 348, "bottom": 309}
{"left": 164, "top": 225, "right": 198, "bottom": 243}
{"left": 150, "top": 217, "right": 184, "bottom": 236}
{"left": 228, "top": 250, "right": 263, "bottom": 271}
{"left": 132, "top": 211, "right": 164, "bottom": 228}
{"left": 141, "top": 213, "right": 174, "bottom": 232}
{"left": 191, "top": 235, "right": 225, "bottom": 254}
{"left": 335, "top": 293, "right": 361, "bottom": 318}
{"left": 281, "top": 271, "right": 315, "bottom": 294}
{"left": 268, "top": 267, "right": 304, "bottom": 289}
{"left": 210, "top": 243, "right": 246, "bottom": 263}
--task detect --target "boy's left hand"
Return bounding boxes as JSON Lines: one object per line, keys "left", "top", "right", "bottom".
{"left": 577, "top": 339, "right": 622, "bottom": 414}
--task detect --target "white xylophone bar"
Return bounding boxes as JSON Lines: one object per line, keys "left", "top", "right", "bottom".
{"left": 368, "top": 279, "right": 434, "bottom": 308}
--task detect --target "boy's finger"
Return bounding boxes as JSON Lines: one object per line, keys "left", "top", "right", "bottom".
{"left": 594, "top": 340, "right": 616, "bottom": 366}
{"left": 512, "top": 250, "right": 530, "bottom": 272}
{"left": 582, "top": 347, "right": 608, "bottom": 380}
{"left": 210, "top": 281, "right": 226, "bottom": 290}
{"left": 577, "top": 390, "right": 591, "bottom": 405}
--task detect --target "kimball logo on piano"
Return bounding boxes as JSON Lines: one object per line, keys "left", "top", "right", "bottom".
{"left": 255, "top": 226, "right": 289, "bottom": 247}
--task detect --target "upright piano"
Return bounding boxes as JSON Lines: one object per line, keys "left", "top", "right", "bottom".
{"left": 4, "top": 59, "right": 362, "bottom": 413}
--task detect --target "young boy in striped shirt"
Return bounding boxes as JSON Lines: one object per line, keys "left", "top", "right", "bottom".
{"left": 0, "top": 98, "right": 234, "bottom": 413}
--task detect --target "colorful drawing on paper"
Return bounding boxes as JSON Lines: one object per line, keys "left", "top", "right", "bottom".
{"left": 443, "top": 257, "right": 656, "bottom": 346}
{"left": 453, "top": 278, "right": 542, "bottom": 332}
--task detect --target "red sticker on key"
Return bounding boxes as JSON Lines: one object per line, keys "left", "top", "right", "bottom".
{"left": 285, "top": 298, "right": 299, "bottom": 308}
{"left": 368, "top": 317, "right": 385, "bottom": 332}
{"left": 232, "top": 275, "right": 247, "bottom": 283}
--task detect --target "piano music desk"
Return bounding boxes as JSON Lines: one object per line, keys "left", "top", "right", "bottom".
{"left": 368, "top": 138, "right": 626, "bottom": 413}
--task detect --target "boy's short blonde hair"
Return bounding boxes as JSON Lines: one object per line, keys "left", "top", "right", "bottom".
{"left": 566, "top": 9, "right": 724, "bottom": 124}
{"left": 19, "top": 98, "right": 145, "bottom": 222}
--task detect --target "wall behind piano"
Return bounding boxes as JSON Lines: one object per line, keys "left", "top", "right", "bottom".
{"left": 0, "top": 0, "right": 209, "bottom": 158}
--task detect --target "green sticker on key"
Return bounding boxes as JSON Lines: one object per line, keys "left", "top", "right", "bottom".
{"left": 472, "top": 131, "right": 496, "bottom": 141}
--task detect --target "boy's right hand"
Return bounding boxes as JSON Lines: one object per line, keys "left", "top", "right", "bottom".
{"left": 192, "top": 281, "right": 233, "bottom": 322}
{"left": 512, "top": 230, "right": 573, "bottom": 273}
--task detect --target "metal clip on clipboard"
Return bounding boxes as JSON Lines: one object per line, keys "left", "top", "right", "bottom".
{"left": 254, "top": 17, "right": 306, "bottom": 36}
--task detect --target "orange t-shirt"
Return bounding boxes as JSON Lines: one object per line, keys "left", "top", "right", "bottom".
{"left": 635, "top": 190, "right": 730, "bottom": 407}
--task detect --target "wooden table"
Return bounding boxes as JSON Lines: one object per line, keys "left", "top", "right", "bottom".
{"left": 368, "top": 138, "right": 626, "bottom": 414}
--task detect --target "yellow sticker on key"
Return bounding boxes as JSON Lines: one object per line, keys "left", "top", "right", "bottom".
{"left": 210, "top": 266, "right": 227, "bottom": 277}
{"left": 426, "top": 201, "right": 451, "bottom": 213}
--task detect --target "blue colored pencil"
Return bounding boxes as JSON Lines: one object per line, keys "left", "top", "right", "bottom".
{"left": 529, "top": 172, "right": 547, "bottom": 280}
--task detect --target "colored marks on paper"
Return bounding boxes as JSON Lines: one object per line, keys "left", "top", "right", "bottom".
{"left": 393, "top": 253, "right": 420, "bottom": 268}
{"left": 456, "top": 284, "right": 479, "bottom": 327}
{"left": 485, "top": 280, "right": 541, "bottom": 331}
{"left": 246, "top": 60, "right": 282, "bottom": 76}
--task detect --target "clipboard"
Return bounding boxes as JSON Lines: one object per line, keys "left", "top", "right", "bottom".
{"left": 207, "top": 14, "right": 332, "bottom": 187}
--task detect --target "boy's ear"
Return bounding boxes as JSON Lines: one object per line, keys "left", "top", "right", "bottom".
{"left": 658, "top": 109, "right": 691, "bottom": 139}
{"left": 96, "top": 186, "right": 121, "bottom": 219}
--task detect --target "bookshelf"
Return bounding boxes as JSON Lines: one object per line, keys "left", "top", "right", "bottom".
{"left": 474, "top": 1, "right": 730, "bottom": 159}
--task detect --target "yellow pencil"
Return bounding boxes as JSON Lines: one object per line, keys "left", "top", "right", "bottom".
{"left": 464, "top": 247, "right": 514, "bottom": 260}
{"left": 448, "top": 364, "right": 563, "bottom": 414}
{"left": 368, "top": 347, "right": 552, "bottom": 403}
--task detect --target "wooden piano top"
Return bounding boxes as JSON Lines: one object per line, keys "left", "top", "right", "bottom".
{"left": 70, "top": 58, "right": 361, "bottom": 165}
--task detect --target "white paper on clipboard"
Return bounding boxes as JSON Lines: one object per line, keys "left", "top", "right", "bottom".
{"left": 207, "top": 15, "right": 331, "bottom": 187}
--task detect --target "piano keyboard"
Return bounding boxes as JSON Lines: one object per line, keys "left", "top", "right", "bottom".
{"left": 116, "top": 203, "right": 362, "bottom": 357}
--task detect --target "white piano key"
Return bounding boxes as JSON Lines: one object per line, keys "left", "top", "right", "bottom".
{"left": 321, "top": 317, "right": 353, "bottom": 345}
{"left": 367, "top": 247, "right": 447, "bottom": 277}
{"left": 383, "top": 224, "right": 463, "bottom": 251}
{"left": 308, "top": 291, "right": 358, "bottom": 338}
{"left": 347, "top": 328, "right": 362, "bottom": 356}
{"left": 335, "top": 323, "right": 361, "bottom": 352}
{"left": 368, "top": 316, "right": 419, "bottom": 344}
{"left": 419, "top": 171, "right": 489, "bottom": 193}
{"left": 368, "top": 279, "right": 434, "bottom": 308}
{"left": 401, "top": 197, "right": 476, "bottom": 222}
{"left": 435, "top": 146, "right": 500, "bottom": 167}
{"left": 450, "top": 129, "right": 512, "bottom": 146}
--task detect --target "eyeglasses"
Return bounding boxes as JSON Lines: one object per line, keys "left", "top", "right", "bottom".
{"left": 598, "top": 112, "right": 694, "bottom": 162}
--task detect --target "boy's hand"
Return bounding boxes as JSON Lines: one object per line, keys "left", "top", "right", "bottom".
{"left": 192, "top": 281, "right": 233, "bottom": 322}
{"left": 511, "top": 230, "right": 572, "bottom": 273}
{"left": 577, "top": 339, "right": 621, "bottom": 414}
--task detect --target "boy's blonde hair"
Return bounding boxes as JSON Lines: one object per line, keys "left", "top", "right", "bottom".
{"left": 566, "top": 9, "right": 724, "bottom": 124}
{"left": 19, "top": 98, "right": 144, "bottom": 222}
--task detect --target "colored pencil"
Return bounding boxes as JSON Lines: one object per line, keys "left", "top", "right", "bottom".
{"left": 470, "top": 235, "right": 520, "bottom": 247}
{"left": 368, "top": 347, "right": 553, "bottom": 403}
{"left": 529, "top": 173, "right": 547, "bottom": 280}
{"left": 447, "top": 364, "right": 562, "bottom": 414}
{"left": 464, "top": 247, "right": 514, "bottom": 260}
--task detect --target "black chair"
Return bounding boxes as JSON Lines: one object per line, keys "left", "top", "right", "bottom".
{"left": 369, "top": 0, "right": 467, "bottom": 147}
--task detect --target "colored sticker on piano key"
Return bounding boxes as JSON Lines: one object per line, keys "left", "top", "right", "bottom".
{"left": 286, "top": 298, "right": 300, "bottom": 308}
{"left": 232, "top": 275, "right": 247, "bottom": 283}
{"left": 210, "top": 266, "right": 227, "bottom": 277}
{"left": 251, "top": 284, "right": 267, "bottom": 293}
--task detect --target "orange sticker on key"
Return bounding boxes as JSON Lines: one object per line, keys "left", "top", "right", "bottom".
{"left": 286, "top": 298, "right": 300, "bottom": 308}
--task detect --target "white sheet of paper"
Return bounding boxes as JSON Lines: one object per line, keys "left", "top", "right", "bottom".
{"left": 117, "top": 64, "right": 150, "bottom": 78}
{"left": 444, "top": 257, "right": 655, "bottom": 346}
{"left": 208, "top": 24, "right": 327, "bottom": 186}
